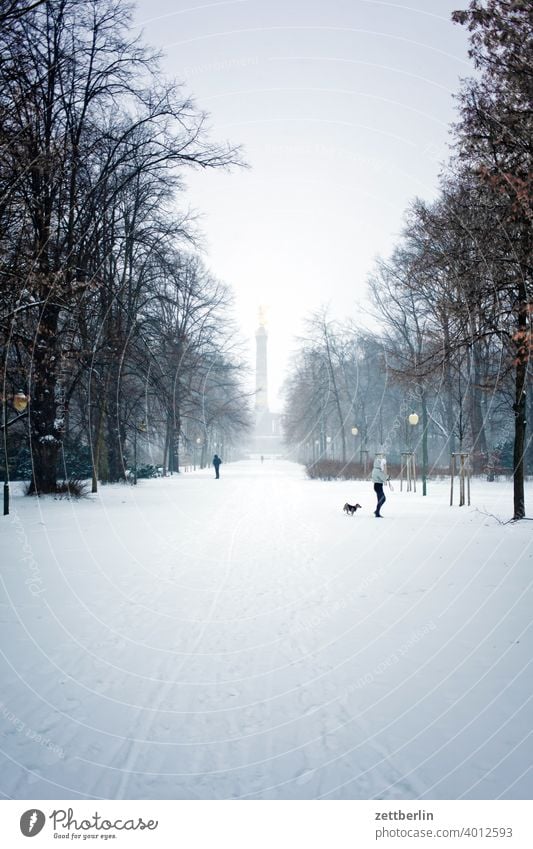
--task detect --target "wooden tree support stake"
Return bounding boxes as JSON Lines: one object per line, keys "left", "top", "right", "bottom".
{"left": 450, "top": 452, "right": 471, "bottom": 506}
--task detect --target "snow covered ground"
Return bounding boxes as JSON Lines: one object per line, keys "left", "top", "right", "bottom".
{"left": 1, "top": 459, "right": 532, "bottom": 800}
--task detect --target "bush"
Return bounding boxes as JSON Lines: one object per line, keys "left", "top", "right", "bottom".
{"left": 1, "top": 439, "right": 94, "bottom": 481}
{"left": 306, "top": 460, "right": 369, "bottom": 480}
{"left": 54, "top": 478, "right": 90, "bottom": 498}
{"left": 126, "top": 464, "right": 161, "bottom": 481}
{"left": 136, "top": 464, "right": 160, "bottom": 479}
{"left": 58, "top": 441, "right": 94, "bottom": 479}
{"left": 306, "top": 459, "right": 450, "bottom": 481}
{"left": 24, "top": 477, "right": 90, "bottom": 498}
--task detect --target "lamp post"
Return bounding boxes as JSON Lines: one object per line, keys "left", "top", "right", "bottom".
{"left": 133, "top": 427, "right": 137, "bottom": 485}
{"left": 351, "top": 426, "right": 358, "bottom": 463}
{"left": 400, "top": 412, "right": 419, "bottom": 493}
{"left": 3, "top": 390, "right": 29, "bottom": 516}
{"left": 408, "top": 412, "right": 419, "bottom": 492}
{"left": 132, "top": 419, "right": 146, "bottom": 485}
{"left": 420, "top": 400, "right": 428, "bottom": 496}
{"left": 326, "top": 435, "right": 332, "bottom": 458}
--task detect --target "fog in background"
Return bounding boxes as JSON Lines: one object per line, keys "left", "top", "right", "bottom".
{"left": 133, "top": 0, "right": 471, "bottom": 410}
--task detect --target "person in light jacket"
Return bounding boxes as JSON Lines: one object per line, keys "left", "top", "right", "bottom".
{"left": 371, "top": 456, "right": 388, "bottom": 517}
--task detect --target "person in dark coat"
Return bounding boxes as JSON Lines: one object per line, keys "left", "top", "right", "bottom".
{"left": 212, "top": 454, "right": 222, "bottom": 479}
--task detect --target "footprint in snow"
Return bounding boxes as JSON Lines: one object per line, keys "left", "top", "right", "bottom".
{"left": 294, "top": 767, "right": 316, "bottom": 786}
{"left": 321, "top": 728, "right": 340, "bottom": 752}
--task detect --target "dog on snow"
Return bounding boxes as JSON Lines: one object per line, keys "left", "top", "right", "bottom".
{"left": 343, "top": 502, "right": 362, "bottom": 515}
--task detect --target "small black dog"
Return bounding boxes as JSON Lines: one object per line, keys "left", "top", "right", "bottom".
{"left": 343, "top": 502, "right": 362, "bottom": 515}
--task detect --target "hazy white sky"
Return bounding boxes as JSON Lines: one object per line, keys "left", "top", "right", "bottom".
{"left": 133, "top": 0, "right": 471, "bottom": 410}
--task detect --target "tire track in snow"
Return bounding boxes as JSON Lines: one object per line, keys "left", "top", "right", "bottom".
{"left": 110, "top": 478, "right": 256, "bottom": 798}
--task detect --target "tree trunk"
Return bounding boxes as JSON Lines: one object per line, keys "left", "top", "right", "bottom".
{"left": 527, "top": 391, "right": 533, "bottom": 477}
{"left": 512, "top": 282, "right": 528, "bottom": 520}
{"left": 170, "top": 408, "right": 181, "bottom": 473}
{"left": 442, "top": 315, "right": 456, "bottom": 455}
{"left": 162, "top": 418, "right": 170, "bottom": 476}
{"left": 28, "top": 304, "right": 61, "bottom": 493}
{"left": 513, "top": 296, "right": 528, "bottom": 520}
{"left": 513, "top": 362, "right": 526, "bottom": 520}
{"left": 470, "top": 340, "right": 487, "bottom": 471}
{"left": 322, "top": 323, "right": 346, "bottom": 463}
{"left": 91, "top": 396, "right": 107, "bottom": 493}
{"left": 422, "top": 392, "right": 429, "bottom": 496}
{"left": 104, "top": 370, "right": 125, "bottom": 482}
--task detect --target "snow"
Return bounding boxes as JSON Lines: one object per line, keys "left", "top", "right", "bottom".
{"left": 1, "top": 460, "right": 532, "bottom": 800}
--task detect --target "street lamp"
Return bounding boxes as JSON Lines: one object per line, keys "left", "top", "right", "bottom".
{"left": 408, "top": 412, "right": 419, "bottom": 456}
{"left": 3, "top": 390, "right": 29, "bottom": 516}
{"left": 410, "top": 409, "right": 427, "bottom": 495}
{"left": 400, "top": 411, "right": 419, "bottom": 493}
{"left": 13, "top": 392, "right": 28, "bottom": 413}
{"left": 351, "top": 427, "right": 358, "bottom": 462}
{"left": 326, "top": 435, "right": 332, "bottom": 458}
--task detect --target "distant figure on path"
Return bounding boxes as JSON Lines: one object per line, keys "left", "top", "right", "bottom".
{"left": 371, "top": 455, "right": 388, "bottom": 517}
{"left": 213, "top": 454, "right": 222, "bottom": 479}
{"left": 260, "top": 455, "right": 264, "bottom": 464}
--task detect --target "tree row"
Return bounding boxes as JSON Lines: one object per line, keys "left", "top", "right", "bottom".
{"left": 0, "top": 0, "right": 251, "bottom": 494}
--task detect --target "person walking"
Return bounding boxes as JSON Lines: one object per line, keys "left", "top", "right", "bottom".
{"left": 212, "top": 453, "right": 222, "bottom": 479}
{"left": 371, "top": 455, "right": 388, "bottom": 517}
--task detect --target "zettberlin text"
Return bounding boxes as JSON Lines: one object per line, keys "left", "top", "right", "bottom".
{"left": 375, "top": 810, "right": 434, "bottom": 821}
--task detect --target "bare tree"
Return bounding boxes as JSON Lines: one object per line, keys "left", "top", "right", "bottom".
{"left": 0, "top": 0, "right": 241, "bottom": 493}
{"left": 452, "top": 0, "right": 532, "bottom": 518}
